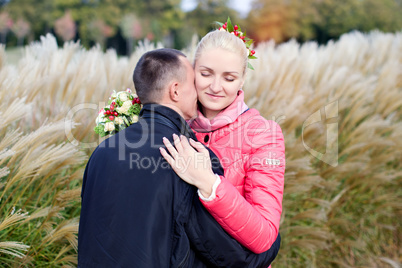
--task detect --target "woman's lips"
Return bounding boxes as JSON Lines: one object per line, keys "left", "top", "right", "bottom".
{"left": 206, "top": 93, "right": 224, "bottom": 100}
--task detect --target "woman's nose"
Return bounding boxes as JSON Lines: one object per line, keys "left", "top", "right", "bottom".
{"left": 209, "top": 78, "right": 222, "bottom": 92}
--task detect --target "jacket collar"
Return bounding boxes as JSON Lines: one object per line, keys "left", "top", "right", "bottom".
{"left": 190, "top": 90, "right": 249, "bottom": 133}
{"left": 140, "top": 103, "right": 196, "bottom": 139}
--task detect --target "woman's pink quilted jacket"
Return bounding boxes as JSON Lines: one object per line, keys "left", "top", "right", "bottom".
{"left": 192, "top": 106, "right": 285, "bottom": 254}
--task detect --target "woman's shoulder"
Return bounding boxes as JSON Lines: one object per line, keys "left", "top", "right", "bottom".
{"left": 208, "top": 108, "right": 283, "bottom": 145}
{"left": 236, "top": 108, "right": 283, "bottom": 133}
{"left": 238, "top": 109, "right": 285, "bottom": 155}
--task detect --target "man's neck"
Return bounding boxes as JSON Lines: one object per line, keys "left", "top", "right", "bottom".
{"left": 157, "top": 103, "right": 186, "bottom": 120}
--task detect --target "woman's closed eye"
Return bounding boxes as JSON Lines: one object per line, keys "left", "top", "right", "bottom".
{"left": 200, "top": 71, "right": 236, "bottom": 82}
{"left": 201, "top": 72, "right": 211, "bottom": 77}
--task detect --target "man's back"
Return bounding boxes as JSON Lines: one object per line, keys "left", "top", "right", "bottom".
{"left": 78, "top": 105, "right": 196, "bottom": 267}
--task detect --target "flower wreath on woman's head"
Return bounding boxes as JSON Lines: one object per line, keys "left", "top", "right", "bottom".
{"left": 215, "top": 17, "right": 257, "bottom": 70}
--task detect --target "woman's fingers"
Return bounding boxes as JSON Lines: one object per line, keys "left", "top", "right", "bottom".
{"left": 162, "top": 137, "right": 179, "bottom": 159}
{"left": 173, "top": 134, "right": 184, "bottom": 153}
{"left": 179, "top": 135, "right": 194, "bottom": 151}
{"left": 189, "top": 138, "right": 209, "bottom": 154}
{"left": 160, "top": 147, "right": 186, "bottom": 172}
{"left": 163, "top": 135, "right": 209, "bottom": 162}
{"left": 159, "top": 147, "right": 175, "bottom": 166}
{"left": 180, "top": 136, "right": 208, "bottom": 157}
{"left": 159, "top": 135, "right": 215, "bottom": 187}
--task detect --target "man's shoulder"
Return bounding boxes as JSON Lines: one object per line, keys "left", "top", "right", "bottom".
{"left": 89, "top": 135, "right": 118, "bottom": 158}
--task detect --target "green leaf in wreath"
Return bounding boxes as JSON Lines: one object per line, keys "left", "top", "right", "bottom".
{"left": 227, "top": 17, "right": 234, "bottom": 32}
{"left": 247, "top": 62, "right": 255, "bottom": 70}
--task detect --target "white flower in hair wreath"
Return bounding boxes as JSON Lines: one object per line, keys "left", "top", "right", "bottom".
{"left": 94, "top": 88, "right": 142, "bottom": 137}
{"left": 216, "top": 17, "right": 257, "bottom": 70}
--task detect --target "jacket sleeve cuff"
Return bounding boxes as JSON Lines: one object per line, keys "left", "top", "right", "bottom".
{"left": 198, "top": 174, "right": 221, "bottom": 202}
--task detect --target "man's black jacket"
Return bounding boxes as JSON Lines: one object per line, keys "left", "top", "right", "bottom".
{"left": 78, "top": 104, "right": 280, "bottom": 267}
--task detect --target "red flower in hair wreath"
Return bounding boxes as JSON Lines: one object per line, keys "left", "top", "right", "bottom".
{"left": 216, "top": 17, "right": 257, "bottom": 70}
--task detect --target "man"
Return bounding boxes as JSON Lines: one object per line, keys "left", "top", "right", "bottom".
{"left": 78, "top": 48, "right": 280, "bottom": 267}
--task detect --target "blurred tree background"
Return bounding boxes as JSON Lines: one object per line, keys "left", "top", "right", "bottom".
{"left": 0, "top": 0, "right": 401, "bottom": 53}
{"left": 247, "top": 0, "right": 402, "bottom": 43}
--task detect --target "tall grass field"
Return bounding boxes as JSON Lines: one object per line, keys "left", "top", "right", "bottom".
{"left": 0, "top": 31, "right": 401, "bottom": 267}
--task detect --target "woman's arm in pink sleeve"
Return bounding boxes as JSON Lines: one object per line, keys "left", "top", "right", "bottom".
{"left": 200, "top": 121, "right": 285, "bottom": 253}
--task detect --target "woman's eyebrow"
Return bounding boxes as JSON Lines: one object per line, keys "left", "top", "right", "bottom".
{"left": 199, "top": 65, "right": 213, "bottom": 71}
{"left": 224, "top": 71, "right": 239, "bottom": 75}
{"left": 199, "top": 66, "right": 239, "bottom": 75}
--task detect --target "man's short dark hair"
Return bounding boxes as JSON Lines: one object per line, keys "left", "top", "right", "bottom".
{"left": 133, "top": 48, "right": 187, "bottom": 104}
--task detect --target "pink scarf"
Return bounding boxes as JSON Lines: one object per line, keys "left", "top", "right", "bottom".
{"left": 190, "top": 90, "right": 248, "bottom": 133}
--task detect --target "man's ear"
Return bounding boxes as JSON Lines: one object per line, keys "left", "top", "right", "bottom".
{"left": 168, "top": 81, "right": 180, "bottom": 102}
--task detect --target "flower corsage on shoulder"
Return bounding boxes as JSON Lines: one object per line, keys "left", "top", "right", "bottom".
{"left": 94, "top": 88, "right": 142, "bottom": 137}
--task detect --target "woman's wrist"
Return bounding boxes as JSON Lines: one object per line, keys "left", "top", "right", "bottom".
{"left": 198, "top": 172, "right": 219, "bottom": 198}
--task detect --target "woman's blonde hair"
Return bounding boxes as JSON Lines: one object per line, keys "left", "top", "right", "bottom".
{"left": 194, "top": 30, "right": 248, "bottom": 75}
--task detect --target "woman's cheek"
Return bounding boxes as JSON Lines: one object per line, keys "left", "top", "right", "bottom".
{"left": 196, "top": 78, "right": 208, "bottom": 91}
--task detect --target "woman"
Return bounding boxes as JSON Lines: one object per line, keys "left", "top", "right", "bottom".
{"left": 160, "top": 22, "right": 285, "bottom": 254}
